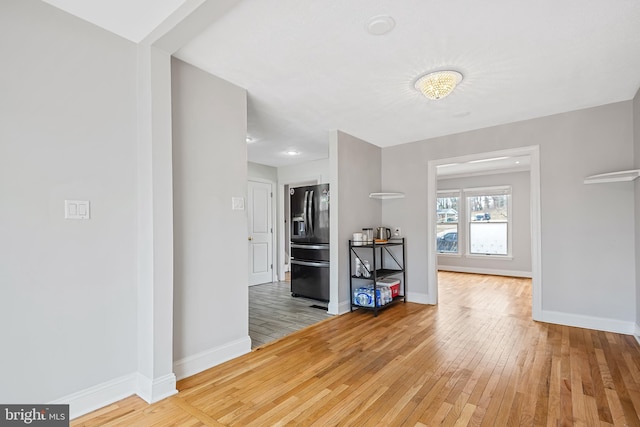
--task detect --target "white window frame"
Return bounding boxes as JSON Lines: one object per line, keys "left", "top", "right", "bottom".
{"left": 464, "top": 185, "right": 512, "bottom": 259}
{"left": 436, "top": 190, "right": 461, "bottom": 257}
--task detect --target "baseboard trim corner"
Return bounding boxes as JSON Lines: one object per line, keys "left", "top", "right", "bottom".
{"left": 136, "top": 373, "right": 177, "bottom": 404}
{"left": 50, "top": 373, "right": 137, "bottom": 420}
{"left": 406, "top": 291, "right": 431, "bottom": 305}
{"left": 329, "top": 300, "right": 350, "bottom": 315}
{"left": 173, "top": 336, "right": 251, "bottom": 381}
{"left": 635, "top": 324, "right": 640, "bottom": 346}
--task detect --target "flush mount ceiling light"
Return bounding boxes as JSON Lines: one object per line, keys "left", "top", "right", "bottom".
{"left": 414, "top": 70, "right": 463, "bottom": 100}
{"left": 285, "top": 150, "right": 300, "bottom": 156}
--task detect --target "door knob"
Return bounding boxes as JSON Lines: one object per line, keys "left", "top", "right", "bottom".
{"left": 248, "top": 236, "right": 253, "bottom": 241}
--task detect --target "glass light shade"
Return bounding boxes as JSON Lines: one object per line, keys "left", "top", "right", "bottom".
{"left": 414, "top": 70, "right": 463, "bottom": 100}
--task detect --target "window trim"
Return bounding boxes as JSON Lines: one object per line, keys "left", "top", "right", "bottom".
{"left": 464, "top": 186, "right": 512, "bottom": 257}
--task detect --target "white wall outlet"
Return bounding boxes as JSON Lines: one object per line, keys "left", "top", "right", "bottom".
{"left": 65, "top": 200, "right": 90, "bottom": 219}
{"left": 393, "top": 227, "right": 401, "bottom": 237}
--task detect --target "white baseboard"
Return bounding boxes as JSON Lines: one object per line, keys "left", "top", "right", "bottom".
{"left": 406, "top": 291, "right": 431, "bottom": 305}
{"left": 541, "top": 310, "right": 636, "bottom": 335}
{"left": 635, "top": 324, "right": 640, "bottom": 346}
{"left": 173, "top": 336, "right": 251, "bottom": 381}
{"left": 51, "top": 373, "right": 137, "bottom": 420}
{"left": 437, "top": 265, "right": 532, "bottom": 278}
{"left": 136, "top": 373, "right": 177, "bottom": 404}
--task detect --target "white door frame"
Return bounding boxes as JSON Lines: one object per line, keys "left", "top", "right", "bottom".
{"left": 426, "top": 145, "right": 542, "bottom": 321}
{"left": 248, "top": 178, "right": 276, "bottom": 285}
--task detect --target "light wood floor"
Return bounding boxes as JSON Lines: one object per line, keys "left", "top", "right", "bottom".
{"left": 72, "top": 272, "right": 640, "bottom": 426}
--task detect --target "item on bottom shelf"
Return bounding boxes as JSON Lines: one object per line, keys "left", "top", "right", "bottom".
{"left": 352, "top": 285, "right": 392, "bottom": 307}
{"left": 376, "top": 278, "right": 401, "bottom": 298}
{"left": 353, "top": 286, "right": 375, "bottom": 307}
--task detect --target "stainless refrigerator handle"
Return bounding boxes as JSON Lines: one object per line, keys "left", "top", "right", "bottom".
{"left": 303, "top": 190, "right": 309, "bottom": 233}
{"left": 291, "top": 260, "right": 329, "bottom": 268}
{"left": 308, "top": 190, "right": 314, "bottom": 235}
{"left": 291, "top": 243, "right": 329, "bottom": 250}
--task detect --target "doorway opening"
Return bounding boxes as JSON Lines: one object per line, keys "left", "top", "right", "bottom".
{"left": 248, "top": 177, "right": 328, "bottom": 349}
{"left": 427, "top": 146, "right": 542, "bottom": 320}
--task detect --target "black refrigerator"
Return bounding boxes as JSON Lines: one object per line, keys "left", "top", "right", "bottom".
{"left": 290, "top": 183, "right": 330, "bottom": 302}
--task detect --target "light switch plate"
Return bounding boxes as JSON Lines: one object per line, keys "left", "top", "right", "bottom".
{"left": 65, "top": 200, "right": 90, "bottom": 219}
{"left": 232, "top": 197, "right": 245, "bottom": 210}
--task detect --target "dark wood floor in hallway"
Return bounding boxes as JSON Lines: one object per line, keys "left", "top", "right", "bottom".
{"left": 72, "top": 272, "right": 640, "bottom": 426}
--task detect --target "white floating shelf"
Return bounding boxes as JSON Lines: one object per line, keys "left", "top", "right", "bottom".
{"left": 584, "top": 169, "right": 640, "bottom": 184}
{"left": 369, "top": 192, "right": 405, "bottom": 199}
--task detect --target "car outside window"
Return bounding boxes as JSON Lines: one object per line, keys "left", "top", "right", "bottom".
{"left": 436, "top": 193, "right": 459, "bottom": 254}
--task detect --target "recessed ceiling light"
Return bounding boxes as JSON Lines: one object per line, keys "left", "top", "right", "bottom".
{"left": 366, "top": 15, "right": 395, "bottom": 35}
{"left": 285, "top": 150, "right": 300, "bottom": 156}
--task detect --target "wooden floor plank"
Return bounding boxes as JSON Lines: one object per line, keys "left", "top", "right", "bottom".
{"left": 72, "top": 272, "right": 640, "bottom": 426}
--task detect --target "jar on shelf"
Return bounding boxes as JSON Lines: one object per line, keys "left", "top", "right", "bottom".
{"left": 362, "top": 228, "right": 373, "bottom": 243}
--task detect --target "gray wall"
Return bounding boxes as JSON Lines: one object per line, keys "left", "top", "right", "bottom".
{"left": 0, "top": 0, "right": 138, "bottom": 402}
{"left": 635, "top": 87, "right": 640, "bottom": 331}
{"left": 330, "top": 131, "right": 382, "bottom": 313}
{"left": 248, "top": 162, "right": 277, "bottom": 182}
{"left": 278, "top": 158, "right": 330, "bottom": 184}
{"left": 172, "top": 59, "right": 250, "bottom": 370}
{"left": 437, "top": 171, "right": 531, "bottom": 276}
{"left": 382, "top": 102, "right": 636, "bottom": 325}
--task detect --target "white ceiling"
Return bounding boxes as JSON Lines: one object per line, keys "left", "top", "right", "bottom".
{"left": 42, "top": 0, "right": 190, "bottom": 42}
{"left": 42, "top": 0, "right": 640, "bottom": 167}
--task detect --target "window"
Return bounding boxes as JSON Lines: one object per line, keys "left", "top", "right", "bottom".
{"left": 466, "top": 187, "right": 510, "bottom": 256}
{"left": 436, "top": 192, "right": 459, "bottom": 254}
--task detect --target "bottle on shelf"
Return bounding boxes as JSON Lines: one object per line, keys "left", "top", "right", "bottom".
{"left": 362, "top": 260, "right": 371, "bottom": 278}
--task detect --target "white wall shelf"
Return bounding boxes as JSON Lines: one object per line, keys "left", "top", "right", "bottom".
{"left": 583, "top": 169, "right": 640, "bottom": 184}
{"left": 369, "top": 192, "right": 405, "bottom": 199}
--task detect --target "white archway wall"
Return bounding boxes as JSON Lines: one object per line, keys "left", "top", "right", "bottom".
{"left": 381, "top": 101, "right": 637, "bottom": 334}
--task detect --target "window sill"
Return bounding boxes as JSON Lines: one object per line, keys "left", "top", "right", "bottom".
{"left": 465, "top": 254, "right": 513, "bottom": 261}
{"left": 437, "top": 252, "right": 461, "bottom": 258}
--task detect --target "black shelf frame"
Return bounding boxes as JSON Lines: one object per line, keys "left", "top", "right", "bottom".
{"left": 349, "top": 237, "right": 406, "bottom": 316}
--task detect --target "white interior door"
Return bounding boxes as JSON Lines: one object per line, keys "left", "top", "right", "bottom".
{"left": 248, "top": 180, "right": 273, "bottom": 285}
